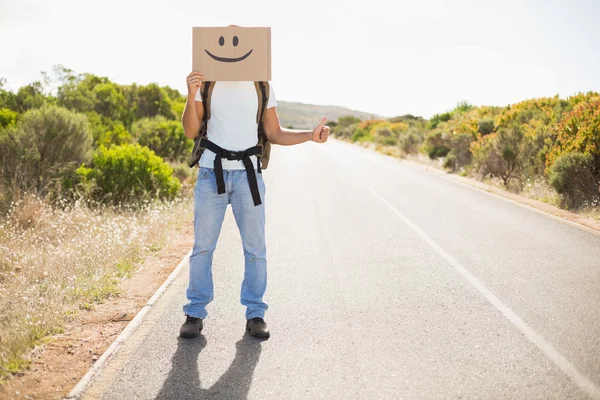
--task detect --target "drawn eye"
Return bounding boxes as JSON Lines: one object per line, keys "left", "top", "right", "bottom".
{"left": 219, "top": 36, "right": 225, "bottom": 46}
{"left": 233, "top": 36, "right": 239, "bottom": 46}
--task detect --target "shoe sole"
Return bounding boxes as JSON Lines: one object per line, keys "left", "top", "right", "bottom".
{"left": 179, "top": 331, "right": 200, "bottom": 339}
{"left": 246, "top": 325, "right": 270, "bottom": 339}
{"left": 180, "top": 325, "right": 203, "bottom": 339}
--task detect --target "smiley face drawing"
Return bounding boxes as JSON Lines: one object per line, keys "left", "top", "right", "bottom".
{"left": 193, "top": 26, "right": 271, "bottom": 81}
{"left": 205, "top": 35, "right": 253, "bottom": 63}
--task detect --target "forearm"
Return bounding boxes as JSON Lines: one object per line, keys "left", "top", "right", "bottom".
{"left": 269, "top": 126, "right": 312, "bottom": 146}
{"left": 182, "top": 94, "right": 200, "bottom": 139}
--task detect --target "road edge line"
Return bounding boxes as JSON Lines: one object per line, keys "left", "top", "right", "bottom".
{"left": 65, "top": 249, "right": 191, "bottom": 400}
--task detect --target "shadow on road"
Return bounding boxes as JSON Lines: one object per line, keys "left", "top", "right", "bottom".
{"left": 156, "top": 334, "right": 263, "bottom": 400}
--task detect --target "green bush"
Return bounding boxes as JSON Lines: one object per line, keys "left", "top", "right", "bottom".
{"left": 547, "top": 97, "right": 600, "bottom": 178}
{"left": 128, "top": 83, "right": 177, "bottom": 121}
{"left": 443, "top": 151, "right": 457, "bottom": 171}
{"left": 379, "top": 137, "right": 399, "bottom": 146}
{"left": 423, "top": 131, "right": 450, "bottom": 159}
{"left": 477, "top": 118, "right": 495, "bottom": 135}
{"left": 398, "top": 130, "right": 423, "bottom": 155}
{"left": 471, "top": 121, "right": 529, "bottom": 186}
{"left": 132, "top": 116, "right": 192, "bottom": 162}
{"left": 351, "top": 128, "right": 371, "bottom": 143}
{"left": 0, "top": 108, "right": 18, "bottom": 128}
{"left": 350, "top": 120, "right": 387, "bottom": 143}
{"left": 427, "top": 112, "right": 451, "bottom": 129}
{"left": 431, "top": 146, "right": 450, "bottom": 159}
{"left": 96, "top": 122, "right": 133, "bottom": 148}
{"left": 76, "top": 144, "right": 180, "bottom": 205}
{"left": 335, "top": 115, "right": 361, "bottom": 130}
{"left": 373, "top": 126, "right": 398, "bottom": 146}
{"left": 453, "top": 101, "right": 474, "bottom": 114}
{"left": 548, "top": 152, "right": 598, "bottom": 209}
{"left": 449, "top": 132, "right": 474, "bottom": 169}
{"left": 170, "top": 163, "right": 194, "bottom": 185}
{"left": 335, "top": 122, "right": 359, "bottom": 140}
{"left": 0, "top": 105, "right": 92, "bottom": 196}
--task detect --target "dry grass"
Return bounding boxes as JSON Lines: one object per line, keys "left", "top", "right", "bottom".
{"left": 520, "top": 178, "right": 561, "bottom": 206}
{"left": 376, "top": 144, "right": 403, "bottom": 158}
{"left": 581, "top": 207, "right": 600, "bottom": 221}
{"left": 0, "top": 194, "right": 192, "bottom": 382}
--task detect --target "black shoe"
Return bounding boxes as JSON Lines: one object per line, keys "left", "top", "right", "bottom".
{"left": 180, "top": 315, "right": 203, "bottom": 338}
{"left": 246, "top": 317, "right": 270, "bottom": 339}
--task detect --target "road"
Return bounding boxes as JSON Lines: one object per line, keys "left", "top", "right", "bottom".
{"left": 75, "top": 139, "right": 600, "bottom": 399}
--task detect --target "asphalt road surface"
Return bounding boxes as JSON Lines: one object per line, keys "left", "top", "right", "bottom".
{"left": 76, "top": 139, "right": 600, "bottom": 400}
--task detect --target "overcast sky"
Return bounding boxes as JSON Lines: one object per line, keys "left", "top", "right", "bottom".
{"left": 1, "top": 0, "right": 599, "bottom": 118}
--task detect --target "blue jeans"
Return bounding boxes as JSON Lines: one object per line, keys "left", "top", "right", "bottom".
{"left": 183, "top": 167, "right": 268, "bottom": 320}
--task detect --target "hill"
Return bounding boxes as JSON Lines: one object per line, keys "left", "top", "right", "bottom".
{"left": 276, "top": 101, "right": 384, "bottom": 129}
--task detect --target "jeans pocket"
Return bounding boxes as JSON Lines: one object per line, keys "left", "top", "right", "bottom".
{"left": 197, "top": 167, "right": 210, "bottom": 180}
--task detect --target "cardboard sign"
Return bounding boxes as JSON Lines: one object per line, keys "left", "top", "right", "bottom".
{"left": 192, "top": 26, "right": 271, "bottom": 81}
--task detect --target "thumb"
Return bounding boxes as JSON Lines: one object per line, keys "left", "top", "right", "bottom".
{"left": 315, "top": 116, "right": 327, "bottom": 130}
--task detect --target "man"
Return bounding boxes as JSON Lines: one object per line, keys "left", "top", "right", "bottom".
{"left": 180, "top": 72, "right": 330, "bottom": 339}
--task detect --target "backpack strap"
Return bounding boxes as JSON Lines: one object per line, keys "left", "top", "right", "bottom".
{"left": 254, "top": 81, "right": 269, "bottom": 124}
{"left": 188, "top": 81, "right": 214, "bottom": 168}
{"left": 201, "top": 81, "right": 214, "bottom": 120}
{"left": 254, "top": 82, "right": 269, "bottom": 173}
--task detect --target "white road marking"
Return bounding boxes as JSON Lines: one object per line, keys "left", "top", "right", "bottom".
{"left": 324, "top": 148, "right": 600, "bottom": 400}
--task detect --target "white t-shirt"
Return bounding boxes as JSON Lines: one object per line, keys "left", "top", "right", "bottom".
{"left": 195, "top": 81, "right": 277, "bottom": 170}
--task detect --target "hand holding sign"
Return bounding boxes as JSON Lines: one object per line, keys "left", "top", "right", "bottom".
{"left": 186, "top": 71, "right": 204, "bottom": 96}
{"left": 312, "top": 117, "right": 330, "bottom": 143}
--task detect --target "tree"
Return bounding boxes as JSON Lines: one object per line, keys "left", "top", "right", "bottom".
{"left": 426, "top": 112, "right": 451, "bottom": 129}
{"left": 332, "top": 115, "right": 361, "bottom": 136}
{"left": 470, "top": 96, "right": 572, "bottom": 185}
{"left": 547, "top": 96, "right": 600, "bottom": 179}
{"left": 1, "top": 78, "right": 52, "bottom": 113}
{"left": 423, "top": 131, "right": 451, "bottom": 159}
{"left": 0, "top": 108, "right": 18, "bottom": 128}
{"left": 471, "top": 124, "right": 524, "bottom": 186}
{"left": 57, "top": 74, "right": 97, "bottom": 113}
{"left": 447, "top": 132, "right": 474, "bottom": 171}
{"left": 548, "top": 152, "right": 598, "bottom": 209}
{"left": 93, "top": 82, "right": 128, "bottom": 121}
{"left": 453, "top": 101, "right": 474, "bottom": 114}
{"left": 0, "top": 105, "right": 92, "bottom": 195}
{"left": 127, "top": 83, "right": 176, "bottom": 121}
{"left": 132, "top": 116, "right": 192, "bottom": 162}
{"left": 0, "top": 78, "right": 17, "bottom": 110}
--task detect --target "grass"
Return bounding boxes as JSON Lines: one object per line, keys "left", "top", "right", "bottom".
{"left": 0, "top": 194, "right": 192, "bottom": 383}
{"left": 582, "top": 208, "right": 600, "bottom": 221}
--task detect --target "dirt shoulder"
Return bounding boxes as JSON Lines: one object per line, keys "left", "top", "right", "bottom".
{"left": 0, "top": 225, "right": 193, "bottom": 400}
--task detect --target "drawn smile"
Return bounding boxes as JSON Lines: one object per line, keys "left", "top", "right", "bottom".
{"left": 204, "top": 49, "right": 253, "bottom": 63}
